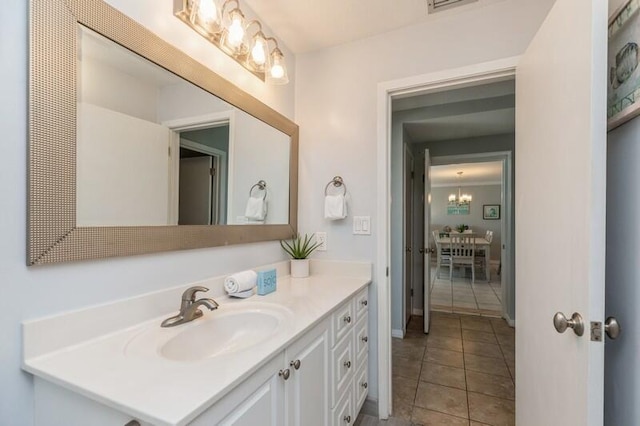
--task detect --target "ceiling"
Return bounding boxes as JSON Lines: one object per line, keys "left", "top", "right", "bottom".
{"left": 431, "top": 161, "right": 502, "bottom": 187}
{"left": 397, "top": 80, "right": 515, "bottom": 143}
{"left": 242, "top": 0, "right": 501, "bottom": 53}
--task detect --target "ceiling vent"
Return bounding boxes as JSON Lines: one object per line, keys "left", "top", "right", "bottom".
{"left": 427, "top": 0, "right": 478, "bottom": 14}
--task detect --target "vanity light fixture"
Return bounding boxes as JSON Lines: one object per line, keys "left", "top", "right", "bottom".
{"left": 448, "top": 171, "right": 472, "bottom": 205}
{"left": 175, "top": 0, "right": 289, "bottom": 84}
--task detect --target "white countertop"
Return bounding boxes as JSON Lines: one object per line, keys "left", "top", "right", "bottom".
{"left": 23, "top": 260, "right": 371, "bottom": 426}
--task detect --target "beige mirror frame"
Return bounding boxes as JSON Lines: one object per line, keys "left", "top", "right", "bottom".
{"left": 28, "top": 0, "right": 298, "bottom": 265}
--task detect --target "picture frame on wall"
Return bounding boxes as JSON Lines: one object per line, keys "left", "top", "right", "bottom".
{"left": 607, "top": 0, "right": 640, "bottom": 131}
{"left": 483, "top": 204, "right": 500, "bottom": 220}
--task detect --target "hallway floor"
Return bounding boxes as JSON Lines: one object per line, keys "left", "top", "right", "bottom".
{"left": 356, "top": 312, "right": 515, "bottom": 426}
{"left": 430, "top": 264, "right": 502, "bottom": 316}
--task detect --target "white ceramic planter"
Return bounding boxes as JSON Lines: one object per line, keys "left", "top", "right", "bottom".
{"left": 290, "top": 259, "right": 310, "bottom": 278}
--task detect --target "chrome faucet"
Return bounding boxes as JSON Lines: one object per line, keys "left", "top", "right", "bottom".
{"left": 161, "top": 286, "right": 219, "bottom": 327}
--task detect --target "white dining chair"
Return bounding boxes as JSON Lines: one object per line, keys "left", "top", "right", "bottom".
{"left": 449, "top": 234, "right": 476, "bottom": 284}
{"left": 432, "top": 230, "right": 451, "bottom": 280}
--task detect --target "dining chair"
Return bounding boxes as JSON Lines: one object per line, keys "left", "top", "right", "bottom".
{"left": 449, "top": 234, "right": 476, "bottom": 284}
{"left": 475, "top": 231, "right": 493, "bottom": 279}
{"left": 432, "top": 230, "right": 451, "bottom": 280}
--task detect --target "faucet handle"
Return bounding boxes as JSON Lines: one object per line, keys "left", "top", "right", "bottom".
{"left": 181, "top": 286, "right": 209, "bottom": 303}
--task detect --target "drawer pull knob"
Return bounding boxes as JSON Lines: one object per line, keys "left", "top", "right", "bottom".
{"left": 361, "top": 300, "right": 368, "bottom": 306}
{"left": 344, "top": 360, "right": 352, "bottom": 369}
{"left": 279, "top": 369, "right": 290, "bottom": 380}
{"left": 361, "top": 336, "right": 368, "bottom": 343}
{"left": 343, "top": 415, "right": 352, "bottom": 423}
{"left": 343, "top": 315, "right": 352, "bottom": 324}
{"left": 362, "top": 381, "right": 368, "bottom": 389}
{"left": 290, "top": 359, "right": 301, "bottom": 370}
{"left": 125, "top": 422, "right": 141, "bottom": 426}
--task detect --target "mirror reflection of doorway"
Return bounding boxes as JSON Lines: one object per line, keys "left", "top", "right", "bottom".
{"left": 178, "top": 125, "right": 229, "bottom": 225}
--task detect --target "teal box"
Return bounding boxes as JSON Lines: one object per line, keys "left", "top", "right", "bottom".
{"left": 257, "top": 269, "right": 277, "bottom": 295}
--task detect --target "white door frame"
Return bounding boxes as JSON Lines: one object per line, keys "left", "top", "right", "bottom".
{"left": 376, "top": 56, "right": 519, "bottom": 419}
{"left": 430, "top": 151, "right": 514, "bottom": 324}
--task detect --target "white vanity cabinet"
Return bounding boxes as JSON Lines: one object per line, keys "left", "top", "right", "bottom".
{"left": 330, "top": 287, "right": 369, "bottom": 426}
{"left": 28, "top": 281, "right": 370, "bottom": 426}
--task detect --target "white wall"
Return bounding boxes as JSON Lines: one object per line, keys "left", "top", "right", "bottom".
{"left": 295, "top": 0, "right": 555, "bottom": 401}
{"left": 0, "top": 1, "right": 294, "bottom": 425}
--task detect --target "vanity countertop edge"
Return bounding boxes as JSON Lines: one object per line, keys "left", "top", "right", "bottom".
{"left": 22, "top": 259, "right": 372, "bottom": 426}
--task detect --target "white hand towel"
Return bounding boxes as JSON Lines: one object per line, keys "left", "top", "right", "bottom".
{"left": 245, "top": 196, "right": 267, "bottom": 221}
{"left": 324, "top": 194, "right": 347, "bottom": 220}
{"left": 224, "top": 270, "right": 258, "bottom": 294}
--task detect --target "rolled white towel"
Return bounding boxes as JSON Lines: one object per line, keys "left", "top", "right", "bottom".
{"left": 245, "top": 197, "right": 267, "bottom": 221}
{"left": 224, "top": 270, "right": 258, "bottom": 294}
{"left": 324, "top": 194, "right": 347, "bottom": 220}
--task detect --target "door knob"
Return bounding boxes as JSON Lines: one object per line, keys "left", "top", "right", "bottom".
{"left": 279, "top": 369, "right": 290, "bottom": 380}
{"left": 553, "top": 312, "right": 584, "bottom": 336}
{"left": 419, "top": 248, "right": 424, "bottom": 254}
{"left": 406, "top": 247, "right": 412, "bottom": 252}
{"left": 605, "top": 316, "right": 621, "bottom": 339}
{"left": 290, "top": 359, "right": 301, "bottom": 370}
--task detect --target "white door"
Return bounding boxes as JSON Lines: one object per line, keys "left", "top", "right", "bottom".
{"left": 403, "top": 145, "right": 414, "bottom": 331}
{"left": 515, "top": 0, "right": 606, "bottom": 424}
{"left": 423, "top": 149, "right": 432, "bottom": 333}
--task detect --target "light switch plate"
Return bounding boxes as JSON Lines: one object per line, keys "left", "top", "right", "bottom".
{"left": 315, "top": 232, "right": 327, "bottom": 251}
{"left": 353, "top": 216, "right": 371, "bottom": 235}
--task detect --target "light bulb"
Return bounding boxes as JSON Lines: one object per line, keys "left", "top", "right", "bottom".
{"left": 227, "top": 15, "right": 244, "bottom": 47}
{"left": 197, "top": 0, "right": 217, "bottom": 24}
{"left": 251, "top": 38, "right": 266, "bottom": 65}
{"left": 270, "top": 63, "right": 284, "bottom": 79}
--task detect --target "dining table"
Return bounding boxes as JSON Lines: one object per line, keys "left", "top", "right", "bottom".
{"left": 435, "top": 234, "right": 492, "bottom": 281}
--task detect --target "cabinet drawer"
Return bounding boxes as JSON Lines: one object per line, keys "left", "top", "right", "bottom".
{"left": 354, "top": 313, "right": 368, "bottom": 368}
{"left": 354, "top": 358, "right": 368, "bottom": 416}
{"left": 332, "top": 385, "right": 354, "bottom": 426}
{"left": 331, "top": 300, "right": 354, "bottom": 346}
{"left": 354, "top": 288, "right": 369, "bottom": 321}
{"left": 331, "top": 330, "right": 354, "bottom": 407}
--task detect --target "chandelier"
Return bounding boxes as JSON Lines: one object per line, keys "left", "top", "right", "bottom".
{"left": 448, "top": 172, "right": 472, "bottom": 205}
{"left": 174, "top": 0, "right": 289, "bottom": 84}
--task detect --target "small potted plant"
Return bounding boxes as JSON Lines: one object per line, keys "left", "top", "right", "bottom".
{"left": 456, "top": 224, "right": 468, "bottom": 233}
{"left": 280, "top": 233, "right": 322, "bottom": 278}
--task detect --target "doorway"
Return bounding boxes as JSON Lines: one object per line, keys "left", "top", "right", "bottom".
{"left": 377, "top": 57, "right": 519, "bottom": 420}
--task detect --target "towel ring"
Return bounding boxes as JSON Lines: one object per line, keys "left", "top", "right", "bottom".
{"left": 249, "top": 180, "right": 267, "bottom": 200}
{"left": 324, "top": 176, "right": 347, "bottom": 196}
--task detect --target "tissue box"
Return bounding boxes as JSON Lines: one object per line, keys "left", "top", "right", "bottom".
{"left": 257, "top": 269, "right": 277, "bottom": 295}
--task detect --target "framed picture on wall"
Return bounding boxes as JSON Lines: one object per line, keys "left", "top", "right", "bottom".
{"left": 483, "top": 204, "right": 500, "bottom": 220}
{"left": 607, "top": 0, "right": 640, "bottom": 130}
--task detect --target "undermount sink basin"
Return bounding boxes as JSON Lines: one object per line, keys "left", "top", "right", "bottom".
{"left": 124, "top": 302, "right": 293, "bottom": 362}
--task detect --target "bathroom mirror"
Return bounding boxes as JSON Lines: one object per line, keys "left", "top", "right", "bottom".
{"left": 28, "top": 0, "right": 298, "bottom": 265}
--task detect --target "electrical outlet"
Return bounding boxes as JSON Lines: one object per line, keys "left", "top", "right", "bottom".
{"left": 315, "top": 232, "right": 327, "bottom": 251}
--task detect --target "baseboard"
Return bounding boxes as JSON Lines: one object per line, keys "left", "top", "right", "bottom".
{"left": 503, "top": 312, "right": 515, "bottom": 327}
{"left": 391, "top": 329, "right": 404, "bottom": 338}
{"left": 360, "top": 397, "right": 378, "bottom": 417}
{"left": 412, "top": 308, "right": 424, "bottom": 316}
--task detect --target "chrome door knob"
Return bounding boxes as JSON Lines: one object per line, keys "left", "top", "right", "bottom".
{"left": 290, "top": 359, "right": 301, "bottom": 370}
{"left": 419, "top": 248, "right": 425, "bottom": 254}
{"left": 605, "top": 316, "right": 621, "bottom": 339}
{"left": 553, "top": 312, "right": 584, "bottom": 336}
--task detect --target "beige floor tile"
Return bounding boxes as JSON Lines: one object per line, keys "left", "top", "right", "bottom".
{"left": 411, "top": 407, "right": 470, "bottom": 425}
{"left": 463, "top": 353, "right": 511, "bottom": 377}
{"left": 428, "top": 326, "right": 462, "bottom": 339}
{"left": 393, "top": 378, "right": 419, "bottom": 402}
{"left": 420, "top": 363, "right": 466, "bottom": 390}
{"left": 462, "top": 329, "right": 498, "bottom": 344}
{"left": 431, "top": 311, "right": 460, "bottom": 319}
{"left": 462, "top": 341, "right": 503, "bottom": 359}
{"left": 415, "top": 382, "right": 469, "bottom": 419}
{"left": 468, "top": 392, "right": 515, "bottom": 426}
{"left": 430, "top": 317, "right": 461, "bottom": 329}
{"left": 425, "top": 347, "right": 465, "bottom": 368}
{"left": 427, "top": 335, "right": 463, "bottom": 352}
{"left": 404, "top": 331, "right": 429, "bottom": 345}
{"left": 393, "top": 374, "right": 419, "bottom": 390}
{"left": 496, "top": 333, "right": 515, "bottom": 349}
{"left": 466, "top": 370, "right": 515, "bottom": 400}
{"left": 393, "top": 355, "right": 422, "bottom": 379}
{"left": 460, "top": 317, "right": 494, "bottom": 332}
{"left": 490, "top": 319, "right": 514, "bottom": 335}
{"left": 470, "top": 422, "right": 491, "bottom": 426}
{"left": 391, "top": 399, "right": 415, "bottom": 422}
{"left": 393, "top": 344, "right": 426, "bottom": 361}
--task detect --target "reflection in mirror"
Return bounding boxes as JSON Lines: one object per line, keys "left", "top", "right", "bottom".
{"left": 76, "top": 26, "right": 290, "bottom": 227}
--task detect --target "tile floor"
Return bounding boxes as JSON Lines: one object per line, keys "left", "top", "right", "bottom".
{"left": 356, "top": 312, "right": 515, "bottom": 426}
{"left": 430, "top": 263, "right": 502, "bottom": 316}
